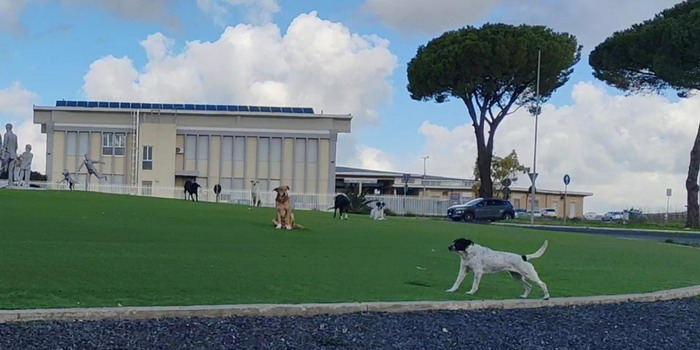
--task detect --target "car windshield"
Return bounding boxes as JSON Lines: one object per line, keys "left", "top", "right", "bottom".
{"left": 464, "top": 198, "right": 483, "bottom": 206}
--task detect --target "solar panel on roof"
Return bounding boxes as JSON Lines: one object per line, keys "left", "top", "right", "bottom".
{"left": 53, "top": 100, "right": 317, "bottom": 116}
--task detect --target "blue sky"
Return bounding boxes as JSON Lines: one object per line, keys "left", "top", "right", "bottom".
{"left": 1, "top": 0, "right": 696, "bottom": 214}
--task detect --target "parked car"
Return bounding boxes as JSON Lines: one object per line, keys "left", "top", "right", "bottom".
{"left": 584, "top": 212, "right": 598, "bottom": 220}
{"left": 447, "top": 198, "right": 515, "bottom": 222}
{"left": 602, "top": 211, "right": 624, "bottom": 221}
{"left": 514, "top": 208, "right": 528, "bottom": 218}
{"left": 540, "top": 208, "right": 557, "bottom": 218}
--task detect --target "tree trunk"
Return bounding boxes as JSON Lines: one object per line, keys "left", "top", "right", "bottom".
{"left": 686, "top": 123, "right": 700, "bottom": 229}
{"left": 476, "top": 148, "right": 493, "bottom": 198}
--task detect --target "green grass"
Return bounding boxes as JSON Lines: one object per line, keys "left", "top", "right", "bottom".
{"left": 0, "top": 190, "right": 699, "bottom": 310}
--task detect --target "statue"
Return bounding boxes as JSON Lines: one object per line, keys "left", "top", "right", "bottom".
{"left": 58, "top": 169, "right": 78, "bottom": 190}
{"left": 0, "top": 123, "right": 18, "bottom": 184}
{"left": 78, "top": 154, "right": 107, "bottom": 182}
{"left": 18, "top": 144, "right": 33, "bottom": 186}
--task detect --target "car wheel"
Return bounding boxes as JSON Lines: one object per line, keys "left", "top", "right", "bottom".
{"left": 463, "top": 212, "right": 475, "bottom": 222}
{"left": 502, "top": 212, "right": 514, "bottom": 220}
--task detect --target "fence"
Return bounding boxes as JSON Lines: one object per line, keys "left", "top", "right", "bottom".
{"left": 21, "top": 181, "right": 452, "bottom": 216}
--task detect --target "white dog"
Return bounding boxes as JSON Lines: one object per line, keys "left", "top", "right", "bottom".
{"left": 250, "top": 180, "right": 261, "bottom": 207}
{"left": 370, "top": 202, "right": 386, "bottom": 220}
{"left": 446, "top": 238, "right": 550, "bottom": 300}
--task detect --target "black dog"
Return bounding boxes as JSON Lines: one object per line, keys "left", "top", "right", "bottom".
{"left": 332, "top": 193, "right": 350, "bottom": 220}
{"left": 213, "top": 184, "right": 222, "bottom": 202}
{"left": 184, "top": 180, "right": 201, "bottom": 201}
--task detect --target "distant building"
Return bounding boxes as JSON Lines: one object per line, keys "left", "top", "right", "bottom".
{"left": 335, "top": 166, "right": 592, "bottom": 218}
{"left": 34, "top": 100, "right": 351, "bottom": 194}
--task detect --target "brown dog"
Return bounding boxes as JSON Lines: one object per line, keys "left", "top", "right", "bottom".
{"left": 272, "top": 186, "right": 303, "bottom": 229}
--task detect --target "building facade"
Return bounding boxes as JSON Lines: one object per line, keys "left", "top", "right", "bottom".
{"left": 335, "top": 166, "right": 592, "bottom": 218}
{"left": 34, "top": 101, "right": 351, "bottom": 194}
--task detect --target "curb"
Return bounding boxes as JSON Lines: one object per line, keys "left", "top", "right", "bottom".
{"left": 496, "top": 222, "right": 700, "bottom": 236}
{"left": 1, "top": 285, "right": 698, "bottom": 324}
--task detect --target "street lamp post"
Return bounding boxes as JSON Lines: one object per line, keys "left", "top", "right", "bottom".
{"left": 530, "top": 49, "right": 542, "bottom": 225}
{"left": 421, "top": 156, "right": 429, "bottom": 197}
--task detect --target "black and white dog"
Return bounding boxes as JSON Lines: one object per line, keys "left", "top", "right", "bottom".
{"left": 446, "top": 238, "right": 550, "bottom": 300}
{"left": 370, "top": 201, "right": 386, "bottom": 220}
{"left": 332, "top": 193, "right": 350, "bottom": 219}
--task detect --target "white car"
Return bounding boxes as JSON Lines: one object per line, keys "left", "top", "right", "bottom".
{"left": 540, "top": 208, "right": 557, "bottom": 218}
{"left": 584, "top": 212, "right": 598, "bottom": 220}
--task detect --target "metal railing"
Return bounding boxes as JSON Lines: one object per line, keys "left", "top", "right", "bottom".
{"left": 21, "top": 181, "right": 453, "bottom": 216}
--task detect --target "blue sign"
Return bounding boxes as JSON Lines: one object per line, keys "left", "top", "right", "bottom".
{"left": 402, "top": 173, "right": 411, "bottom": 183}
{"left": 563, "top": 174, "right": 571, "bottom": 185}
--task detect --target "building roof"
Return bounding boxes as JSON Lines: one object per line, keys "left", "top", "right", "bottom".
{"left": 335, "top": 166, "right": 472, "bottom": 181}
{"left": 36, "top": 100, "right": 352, "bottom": 120}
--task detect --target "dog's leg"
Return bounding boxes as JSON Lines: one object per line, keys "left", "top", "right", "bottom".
{"left": 466, "top": 270, "right": 483, "bottom": 295}
{"left": 275, "top": 209, "right": 283, "bottom": 229}
{"left": 446, "top": 264, "right": 469, "bottom": 292}
{"left": 509, "top": 271, "right": 533, "bottom": 298}
{"left": 520, "top": 264, "right": 550, "bottom": 300}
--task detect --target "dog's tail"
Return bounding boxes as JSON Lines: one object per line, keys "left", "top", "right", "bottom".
{"left": 293, "top": 224, "right": 305, "bottom": 229}
{"left": 524, "top": 240, "right": 548, "bottom": 261}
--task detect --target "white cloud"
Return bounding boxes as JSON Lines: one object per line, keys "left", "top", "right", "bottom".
{"left": 0, "top": 0, "right": 28, "bottom": 34}
{"left": 362, "top": 0, "right": 498, "bottom": 35}
{"left": 197, "top": 0, "right": 280, "bottom": 26}
{"left": 83, "top": 12, "right": 397, "bottom": 127}
{"left": 414, "top": 82, "right": 700, "bottom": 214}
{"left": 0, "top": 82, "right": 44, "bottom": 174}
{"left": 363, "top": 0, "right": 682, "bottom": 50}
{"left": 338, "top": 134, "right": 399, "bottom": 172}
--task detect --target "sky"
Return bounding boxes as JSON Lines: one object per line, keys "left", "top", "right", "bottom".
{"left": 0, "top": 0, "right": 697, "bottom": 214}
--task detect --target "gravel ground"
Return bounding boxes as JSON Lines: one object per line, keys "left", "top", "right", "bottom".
{"left": 1, "top": 298, "right": 699, "bottom": 350}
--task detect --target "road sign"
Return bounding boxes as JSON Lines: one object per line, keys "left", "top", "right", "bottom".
{"left": 666, "top": 188, "right": 672, "bottom": 196}
{"left": 402, "top": 173, "right": 411, "bottom": 183}
{"left": 563, "top": 174, "right": 570, "bottom": 185}
{"left": 528, "top": 173, "right": 538, "bottom": 184}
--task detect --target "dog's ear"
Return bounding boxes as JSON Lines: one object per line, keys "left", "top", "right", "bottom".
{"left": 272, "top": 187, "right": 279, "bottom": 192}
{"left": 285, "top": 185, "right": 290, "bottom": 191}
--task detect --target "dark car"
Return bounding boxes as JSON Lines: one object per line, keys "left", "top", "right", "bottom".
{"left": 447, "top": 198, "right": 515, "bottom": 222}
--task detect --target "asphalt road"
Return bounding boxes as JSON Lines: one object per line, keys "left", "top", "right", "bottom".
{"left": 509, "top": 224, "right": 700, "bottom": 246}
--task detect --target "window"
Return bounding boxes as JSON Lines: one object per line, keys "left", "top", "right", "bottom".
{"left": 102, "top": 132, "right": 126, "bottom": 156}
{"left": 66, "top": 132, "right": 77, "bottom": 155}
{"left": 142, "top": 146, "right": 153, "bottom": 170}
{"left": 185, "top": 135, "right": 196, "bottom": 160}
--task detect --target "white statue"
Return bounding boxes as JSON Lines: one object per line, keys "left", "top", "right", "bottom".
{"left": 58, "top": 169, "right": 78, "bottom": 190}
{"left": 1, "top": 123, "right": 18, "bottom": 183}
{"left": 18, "top": 144, "right": 33, "bottom": 186}
{"left": 78, "top": 154, "right": 107, "bottom": 182}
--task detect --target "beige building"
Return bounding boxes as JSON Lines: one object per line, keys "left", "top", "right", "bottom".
{"left": 34, "top": 101, "right": 351, "bottom": 194}
{"left": 335, "top": 166, "right": 592, "bottom": 218}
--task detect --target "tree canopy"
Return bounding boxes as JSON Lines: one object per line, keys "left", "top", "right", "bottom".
{"left": 589, "top": 0, "right": 700, "bottom": 97}
{"left": 589, "top": 0, "right": 700, "bottom": 229}
{"left": 407, "top": 23, "right": 580, "bottom": 198}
